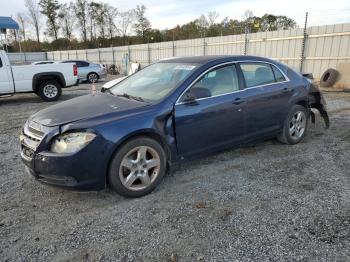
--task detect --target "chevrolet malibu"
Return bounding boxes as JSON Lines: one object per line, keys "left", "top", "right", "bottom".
{"left": 20, "top": 56, "right": 329, "bottom": 197}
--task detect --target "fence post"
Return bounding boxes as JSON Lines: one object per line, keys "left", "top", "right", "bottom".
{"left": 98, "top": 48, "right": 101, "bottom": 64}
{"left": 300, "top": 12, "right": 308, "bottom": 73}
{"left": 203, "top": 37, "right": 206, "bottom": 56}
{"left": 244, "top": 24, "right": 249, "bottom": 55}
{"left": 111, "top": 47, "right": 115, "bottom": 66}
{"left": 148, "top": 44, "right": 151, "bottom": 65}
{"left": 86, "top": 49, "right": 88, "bottom": 60}
{"left": 172, "top": 40, "right": 175, "bottom": 57}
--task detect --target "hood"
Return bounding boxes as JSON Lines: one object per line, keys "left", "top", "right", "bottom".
{"left": 31, "top": 93, "right": 147, "bottom": 127}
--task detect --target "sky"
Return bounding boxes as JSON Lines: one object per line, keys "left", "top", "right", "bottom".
{"left": 1, "top": 0, "right": 350, "bottom": 30}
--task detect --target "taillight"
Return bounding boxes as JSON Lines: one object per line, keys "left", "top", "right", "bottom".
{"left": 73, "top": 64, "right": 78, "bottom": 76}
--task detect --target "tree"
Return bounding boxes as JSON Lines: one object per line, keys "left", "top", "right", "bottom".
{"left": 16, "top": 13, "right": 27, "bottom": 41}
{"left": 25, "top": 0, "right": 41, "bottom": 43}
{"left": 95, "top": 3, "right": 109, "bottom": 39}
{"left": 207, "top": 11, "right": 219, "bottom": 27}
{"left": 58, "top": 3, "right": 75, "bottom": 41}
{"left": 39, "top": 0, "right": 61, "bottom": 40}
{"left": 74, "top": 0, "right": 88, "bottom": 43}
{"left": 276, "top": 16, "right": 297, "bottom": 30}
{"left": 105, "top": 5, "right": 118, "bottom": 40}
{"left": 196, "top": 15, "right": 208, "bottom": 36}
{"left": 118, "top": 10, "right": 134, "bottom": 44}
{"left": 133, "top": 5, "right": 151, "bottom": 39}
{"left": 88, "top": 1, "right": 101, "bottom": 40}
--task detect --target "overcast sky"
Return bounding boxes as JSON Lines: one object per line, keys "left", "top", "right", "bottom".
{"left": 2, "top": 0, "right": 350, "bottom": 30}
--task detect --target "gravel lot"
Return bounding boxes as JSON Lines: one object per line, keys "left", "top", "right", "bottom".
{"left": 0, "top": 82, "right": 350, "bottom": 261}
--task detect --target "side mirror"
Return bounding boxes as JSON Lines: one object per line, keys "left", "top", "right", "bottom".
{"left": 183, "top": 90, "right": 196, "bottom": 103}
{"left": 183, "top": 87, "right": 211, "bottom": 103}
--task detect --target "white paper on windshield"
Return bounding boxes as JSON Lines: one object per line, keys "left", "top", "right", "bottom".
{"left": 174, "top": 65, "right": 196, "bottom": 70}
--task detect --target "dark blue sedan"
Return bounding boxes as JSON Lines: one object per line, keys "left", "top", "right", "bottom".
{"left": 20, "top": 56, "right": 329, "bottom": 197}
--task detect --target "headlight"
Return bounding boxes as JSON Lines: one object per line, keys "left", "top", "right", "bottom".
{"left": 51, "top": 132, "right": 96, "bottom": 154}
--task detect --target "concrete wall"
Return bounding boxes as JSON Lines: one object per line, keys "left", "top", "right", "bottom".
{"left": 8, "top": 52, "right": 47, "bottom": 63}
{"left": 43, "top": 23, "right": 349, "bottom": 79}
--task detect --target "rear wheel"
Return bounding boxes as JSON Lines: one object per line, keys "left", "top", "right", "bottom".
{"left": 108, "top": 137, "right": 167, "bottom": 197}
{"left": 87, "top": 72, "right": 99, "bottom": 83}
{"left": 277, "top": 105, "right": 308, "bottom": 144}
{"left": 37, "top": 80, "right": 62, "bottom": 101}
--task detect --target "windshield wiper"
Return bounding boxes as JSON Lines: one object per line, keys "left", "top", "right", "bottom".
{"left": 116, "top": 93, "right": 145, "bottom": 102}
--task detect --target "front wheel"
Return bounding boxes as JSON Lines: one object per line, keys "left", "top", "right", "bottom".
{"left": 277, "top": 105, "right": 309, "bottom": 145}
{"left": 108, "top": 137, "right": 167, "bottom": 198}
{"left": 37, "top": 80, "right": 62, "bottom": 102}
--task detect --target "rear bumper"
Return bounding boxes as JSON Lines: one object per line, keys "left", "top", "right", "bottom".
{"left": 99, "top": 71, "right": 107, "bottom": 80}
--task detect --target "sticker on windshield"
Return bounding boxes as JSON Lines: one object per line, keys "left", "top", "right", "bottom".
{"left": 174, "top": 65, "right": 196, "bottom": 70}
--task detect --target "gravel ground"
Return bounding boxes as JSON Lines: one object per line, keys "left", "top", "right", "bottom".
{"left": 0, "top": 83, "right": 350, "bottom": 261}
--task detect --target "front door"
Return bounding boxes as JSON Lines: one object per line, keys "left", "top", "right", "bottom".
{"left": 174, "top": 64, "right": 245, "bottom": 158}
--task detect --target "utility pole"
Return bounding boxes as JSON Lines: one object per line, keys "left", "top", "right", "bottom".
{"left": 300, "top": 12, "right": 308, "bottom": 72}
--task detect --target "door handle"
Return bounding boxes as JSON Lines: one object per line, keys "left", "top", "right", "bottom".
{"left": 282, "top": 87, "right": 291, "bottom": 93}
{"left": 232, "top": 98, "right": 245, "bottom": 105}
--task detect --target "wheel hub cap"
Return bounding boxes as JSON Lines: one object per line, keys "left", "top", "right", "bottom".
{"left": 43, "top": 84, "right": 58, "bottom": 98}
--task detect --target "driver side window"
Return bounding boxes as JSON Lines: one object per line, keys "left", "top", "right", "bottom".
{"left": 181, "top": 64, "right": 239, "bottom": 102}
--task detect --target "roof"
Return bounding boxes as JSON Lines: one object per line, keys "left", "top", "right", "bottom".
{"left": 0, "top": 17, "right": 19, "bottom": 30}
{"left": 159, "top": 55, "right": 273, "bottom": 65}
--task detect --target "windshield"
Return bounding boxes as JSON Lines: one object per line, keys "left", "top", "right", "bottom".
{"left": 109, "top": 62, "right": 198, "bottom": 102}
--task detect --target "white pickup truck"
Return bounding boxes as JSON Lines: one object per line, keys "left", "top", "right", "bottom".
{"left": 0, "top": 50, "right": 79, "bottom": 101}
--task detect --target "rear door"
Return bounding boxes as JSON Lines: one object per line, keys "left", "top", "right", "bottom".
{"left": 238, "top": 62, "right": 292, "bottom": 139}
{"left": 0, "top": 56, "right": 14, "bottom": 94}
{"left": 174, "top": 64, "right": 245, "bottom": 157}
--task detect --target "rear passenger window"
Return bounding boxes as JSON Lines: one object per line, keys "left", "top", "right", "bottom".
{"left": 0, "top": 58, "right": 2, "bottom": 67}
{"left": 272, "top": 65, "right": 286, "bottom": 82}
{"left": 240, "top": 63, "right": 275, "bottom": 88}
{"left": 77, "top": 61, "right": 89, "bottom": 67}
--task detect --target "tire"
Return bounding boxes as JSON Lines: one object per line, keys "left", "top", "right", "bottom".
{"left": 37, "top": 80, "right": 62, "bottom": 102}
{"left": 108, "top": 137, "right": 167, "bottom": 198}
{"left": 320, "top": 68, "right": 339, "bottom": 87}
{"left": 87, "top": 72, "right": 99, "bottom": 83}
{"left": 277, "top": 105, "right": 309, "bottom": 145}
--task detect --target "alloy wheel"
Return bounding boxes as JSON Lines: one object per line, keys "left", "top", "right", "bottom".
{"left": 88, "top": 73, "right": 98, "bottom": 83}
{"left": 119, "top": 146, "right": 161, "bottom": 191}
{"left": 289, "top": 111, "right": 306, "bottom": 140}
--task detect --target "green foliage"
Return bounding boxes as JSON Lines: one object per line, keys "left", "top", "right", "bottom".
{"left": 39, "top": 0, "right": 61, "bottom": 40}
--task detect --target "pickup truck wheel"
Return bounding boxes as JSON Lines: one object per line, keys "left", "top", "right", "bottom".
{"left": 87, "top": 73, "right": 99, "bottom": 83}
{"left": 38, "top": 80, "right": 62, "bottom": 102}
{"left": 108, "top": 137, "right": 167, "bottom": 198}
{"left": 277, "top": 105, "right": 309, "bottom": 145}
